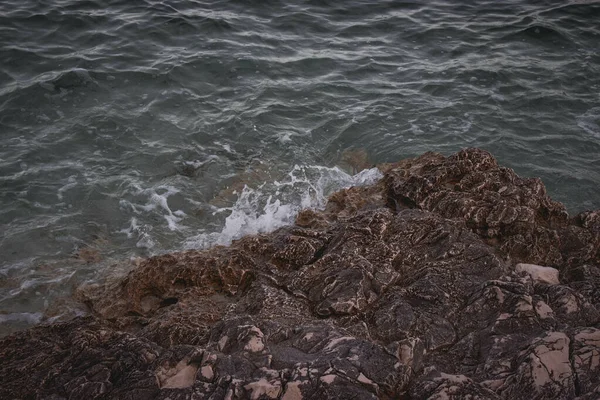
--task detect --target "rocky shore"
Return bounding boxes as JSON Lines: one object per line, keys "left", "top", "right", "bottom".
{"left": 1, "top": 148, "right": 599, "bottom": 399}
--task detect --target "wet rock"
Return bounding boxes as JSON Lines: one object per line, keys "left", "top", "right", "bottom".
{"left": 339, "top": 148, "right": 372, "bottom": 174}
{"left": 1, "top": 148, "right": 599, "bottom": 399}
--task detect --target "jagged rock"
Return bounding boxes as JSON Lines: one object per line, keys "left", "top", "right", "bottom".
{"left": 410, "top": 368, "right": 501, "bottom": 399}
{"left": 571, "top": 327, "right": 600, "bottom": 395}
{"left": 1, "top": 148, "right": 599, "bottom": 400}
{"left": 384, "top": 148, "right": 599, "bottom": 268}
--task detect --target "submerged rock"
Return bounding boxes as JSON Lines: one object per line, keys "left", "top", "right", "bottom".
{"left": 1, "top": 148, "right": 599, "bottom": 399}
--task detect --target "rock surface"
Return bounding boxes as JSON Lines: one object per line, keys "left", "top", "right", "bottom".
{"left": 1, "top": 148, "right": 599, "bottom": 399}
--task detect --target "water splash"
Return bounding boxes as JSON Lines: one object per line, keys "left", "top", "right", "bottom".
{"left": 183, "top": 165, "right": 382, "bottom": 250}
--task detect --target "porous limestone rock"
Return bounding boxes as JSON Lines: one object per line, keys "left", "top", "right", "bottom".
{"left": 1, "top": 148, "right": 599, "bottom": 400}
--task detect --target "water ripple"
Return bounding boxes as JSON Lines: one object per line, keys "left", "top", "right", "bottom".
{"left": 1, "top": 0, "right": 600, "bottom": 335}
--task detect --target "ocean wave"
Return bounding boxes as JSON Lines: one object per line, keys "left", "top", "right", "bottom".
{"left": 183, "top": 165, "right": 382, "bottom": 250}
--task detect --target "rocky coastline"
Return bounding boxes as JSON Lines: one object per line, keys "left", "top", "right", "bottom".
{"left": 1, "top": 148, "right": 599, "bottom": 399}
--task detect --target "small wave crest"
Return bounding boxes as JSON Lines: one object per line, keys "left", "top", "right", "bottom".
{"left": 183, "top": 165, "right": 382, "bottom": 250}
{"left": 118, "top": 182, "right": 189, "bottom": 250}
{"left": 576, "top": 107, "right": 600, "bottom": 138}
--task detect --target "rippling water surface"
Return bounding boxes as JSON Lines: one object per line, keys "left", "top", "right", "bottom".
{"left": 1, "top": 0, "right": 600, "bottom": 334}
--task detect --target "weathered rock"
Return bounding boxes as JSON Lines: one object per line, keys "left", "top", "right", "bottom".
{"left": 571, "top": 327, "right": 600, "bottom": 395}
{"left": 516, "top": 263, "right": 560, "bottom": 285}
{"left": 1, "top": 148, "right": 599, "bottom": 400}
{"left": 384, "top": 148, "right": 598, "bottom": 268}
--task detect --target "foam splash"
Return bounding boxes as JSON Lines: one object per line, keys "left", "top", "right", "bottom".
{"left": 119, "top": 183, "right": 187, "bottom": 249}
{"left": 183, "top": 165, "right": 382, "bottom": 250}
{"left": 120, "top": 217, "right": 156, "bottom": 249}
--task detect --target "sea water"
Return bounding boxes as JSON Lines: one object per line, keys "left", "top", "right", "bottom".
{"left": 1, "top": 0, "right": 600, "bottom": 335}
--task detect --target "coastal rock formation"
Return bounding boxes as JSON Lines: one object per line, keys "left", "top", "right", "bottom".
{"left": 1, "top": 148, "right": 599, "bottom": 399}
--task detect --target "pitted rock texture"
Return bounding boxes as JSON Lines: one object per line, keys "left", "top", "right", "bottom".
{"left": 1, "top": 148, "right": 599, "bottom": 400}
{"left": 384, "top": 148, "right": 599, "bottom": 268}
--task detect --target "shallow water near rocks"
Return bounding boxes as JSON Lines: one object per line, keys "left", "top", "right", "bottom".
{"left": 1, "top": 0, "right": 599, "bottom": 335}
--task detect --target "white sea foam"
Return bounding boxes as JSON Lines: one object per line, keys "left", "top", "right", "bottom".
{"left": 576, "top": 107, "right": 600, "bottom": 138}
{"left": 183, "top": 154, "right": 219, "bottom": 170}
{"left": 57, "top": 175, "right": 78, "bottom": 200}
{"left": 183, "top": 165, "right": 382, "bottom": 250}
{"left": 276, "top": 130, "right": 295, "bottom": 143}
{"left": 116, "top": 164, "right": 381, "bottom": 253}
{"left": 211, "top": 141, "right": 235, "bottom": 154}
{"left": 118, "top": 183, "right": 187, "bottom": 249}
{"left": 120, "top": 184, "right": 186, "bottom": 230}
{"left": 120, "top": 217, "right": 156, "bottom": 249}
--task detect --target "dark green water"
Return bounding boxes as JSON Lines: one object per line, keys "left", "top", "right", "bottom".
{"left": 1, "top": 0, "right": 599, "bottom": 334}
